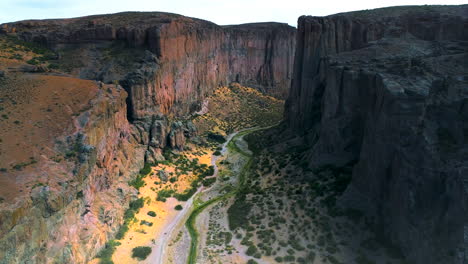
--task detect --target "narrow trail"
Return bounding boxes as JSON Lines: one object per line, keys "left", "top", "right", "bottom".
{"left": 148, "top": 130, "right": 242, "bottom": 264}
{"left": 185, "top": 126, "right": 269, "bottom": 264}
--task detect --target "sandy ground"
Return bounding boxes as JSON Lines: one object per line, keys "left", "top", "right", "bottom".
{"left": 111, "top": 144, "right": 210, "bottom": 264}
{"left": 144, "top": 131, "right": 240, "bottom": 264}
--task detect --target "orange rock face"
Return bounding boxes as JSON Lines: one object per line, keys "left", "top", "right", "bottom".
{"left": 2, "top": 12, "right": 296, "bottom": 120}
{"left": 0, "top": 73, "right": 144, "bottom": 263}
{"left": 0, "top": 11, "right": 296, "bottom": 263}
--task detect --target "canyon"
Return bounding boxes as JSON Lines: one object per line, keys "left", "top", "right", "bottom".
{"left": 0, "top": 4, "right": 467, "bottom": 264}
{"left": 0, "top": 12, "right": 295, "bottom": 264}
{"left": 284, "top": 5, "right": 468, "bottom": 264}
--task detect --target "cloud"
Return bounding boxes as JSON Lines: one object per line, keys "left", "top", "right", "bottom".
{"left": 13, "top": 0, "right": 70, "bottom": 9}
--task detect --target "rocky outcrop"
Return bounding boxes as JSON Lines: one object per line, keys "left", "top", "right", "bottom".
{"left": 0, "top": 81, "right": 145, "bottom": 263}
{"left": 131, "top": 116, "right": 196, "bottom": 163}
{"left": 1, "top": 12, "right": 295, "bottom": 159}
{"left": 1, "top": 12, "right": 295, "bottom": 120}
{"left": 284, "top": 5, "right": 468, "bottom": 264}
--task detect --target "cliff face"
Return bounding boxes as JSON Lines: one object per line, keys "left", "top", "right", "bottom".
{"left": 0, "top": 73, "right": 145, "bottom": 263}
{"left": 1, "top": 12, "right": 296, "bottom": 119}
{"left": 284, "top": 5, "right": 468, "bottom": 264}
{"left": 0, "top": 12, "right": 295, "bottom": 263}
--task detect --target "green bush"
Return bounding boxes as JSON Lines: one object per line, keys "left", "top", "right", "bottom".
{"left": 247, "top": 260, "right": 259, "bottom": 264}
{"left": 140, "top": 220, "right": 153, "bottom": 226}
{"left": 115, "top": 224, "right": 129, "bottom": 240}
{"left": 147, "top": 211, "right": 156, "bottom": 217}
{"left": 157, "top": 189, "right": 175, "bottom": 202}
{"left": 48, "top": 63, "right": 59, "bottom": 69}
{"left": 274, "top": 256, "right": 283, "bottom": 262}
{"left": 174, "top": 178, "right": 200, "bottom": 201}
{"left": 129, "top": 198, "right": 144, "bottom": 210}
{"left": 131, "top": 246, "right": 151, "bottom": 260}
{"left": 26, "top": 58, "right": 40, "bottom": 65}
{"left": 129, "top": 174, "right": 146, "bottom": 190}
{"left": 207, "top": 132, "right": 226, "bottom": 143}
{"left": 175, "top": 204, "right": 183, "bottom": 210}
{"left": 96, "top": 240, "right": 121, "bottom": 264}
{"left": 228, "top": 195, "right": 252, "bottom": 230}
{"left": 139, "top": 163, "right": 152, "bottom": 175}
{"left": 202, "top": 177, "right": 216, "bottom": 187}
{"left": 200, "top": 166, "right": 215, "bottom": 178}
{"left": 213, "top": 150, "right": 221, "bottom": 156}
{"left": 246, "top": 245, "right": 258, "bottom": 256}
{"left": 115, "top": 198, "right": 145, "bottom": 239}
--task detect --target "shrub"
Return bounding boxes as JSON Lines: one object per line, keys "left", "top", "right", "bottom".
{"left": 129, "top": 174, "right": 146, "bottom": 190}
{"left": 139, "top": 163, "right": 152, "bottom": 175}
{"left": 247, "top": 260, "right": 259, "bottom": 264}
{"left": 26, "top": 58, "right": 39, "bottom": 65}
{"left": 174, "top": 178, "right": 200, "bottom": 201}
{"left": 96, "top": 240, "right": 121, "bottom": 264}
{"left": 147, "top": 211, "right": 156, "bottom": 217}
{"left": 115, "top": 224, "right": 129, "bottom": 240}
{"left": 131, "top": 246, "right": 151, "bottom": 260}
{"left": 274, "top": 256, "right": 283, "bottom": 262}
{"left": 228, "top": 195, "right": 252, "bottom": 230}
{"left": 174, "top": 205, "right": 183, "bottom": 210}
{"left": 246, "top": 245, "right": 258, "bottom": 256}
{"left": 213, "top": 150, "right": 221, "bottom": 156}
{"left": 115, "top": 198, "right": 145, "bottom": 239}
{"left": 129, "top": 198, "right": 144, "bottom": 210}
{"left": 157, "top": 189, "right": 175, "bottom": 202}
{"left": 140, "top": 220, "right": 153, "bottom": 226}
{"left": 207, "top": 132, "right": 226, "bottom": 143}
{"left": 48, "top": 63, "right": 59, "bottom": 69}
{"left": 202, "top": 177, "right": 216, "bottom": 187}
{"left": 200, "top": 166, "right": 215, "bottom": 178}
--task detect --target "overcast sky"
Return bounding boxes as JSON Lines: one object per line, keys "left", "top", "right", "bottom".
{"left": 0, "top": 0, "right": 465, "bottom": 26}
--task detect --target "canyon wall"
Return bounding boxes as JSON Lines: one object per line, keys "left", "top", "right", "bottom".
{"left": 284, "top": 5, "right": 468, "bottom": 264}
{"left": 1, "top": 12, "right": 296, "bottom": 119}
{"left": 0, "top": 77, "right": 145, "bottom": 263}
{"left": 0, "top": 12, "right": 295, "bottom": 263}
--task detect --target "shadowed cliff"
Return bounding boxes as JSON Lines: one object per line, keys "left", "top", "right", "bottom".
{"left": 284, "top": 5, "right": 468, "bottom": 264}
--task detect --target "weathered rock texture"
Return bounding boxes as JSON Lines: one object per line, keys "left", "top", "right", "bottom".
{"left": 1, "top": 12, "right": 296, "bottom": 119}
{"left": 284, "top": 5, "right": 468, "bottom": 264}
{"left": 0, "top": 12, "right": 295, "bottom": 263}
{"left": 0, "top": 76, "right": 145, "bottom": 263}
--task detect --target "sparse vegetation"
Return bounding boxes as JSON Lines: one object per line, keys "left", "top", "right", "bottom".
{"left": 115, "top": 198, "right": 144, "bottom": 240}
{"left": 131, "top": 246, "right": 151, "bottom": 260}
{"left": 96, "top": 240, "right": 121, "bottom": 264}
{"left": 147, "top": 211, "right": 156, "bottom": 217}
{"left": 129, "top": 163, "right": 152, "bottom": 190}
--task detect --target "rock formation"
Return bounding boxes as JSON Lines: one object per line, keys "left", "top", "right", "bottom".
{"left": 1, "top": 12, "right": 296, "bottom": 118}
{"left": 0, "top": 76, "right": 145, "bottom": 263}
{"left": 0, "top": 12, "right": 295, "bottom": 263}
{"left": 284, "top": 5, "right": 468, "bottom": 264}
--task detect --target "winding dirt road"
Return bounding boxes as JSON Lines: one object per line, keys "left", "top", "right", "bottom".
{"left": 146, "top": 131, "right": 240, "bottom": 264}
